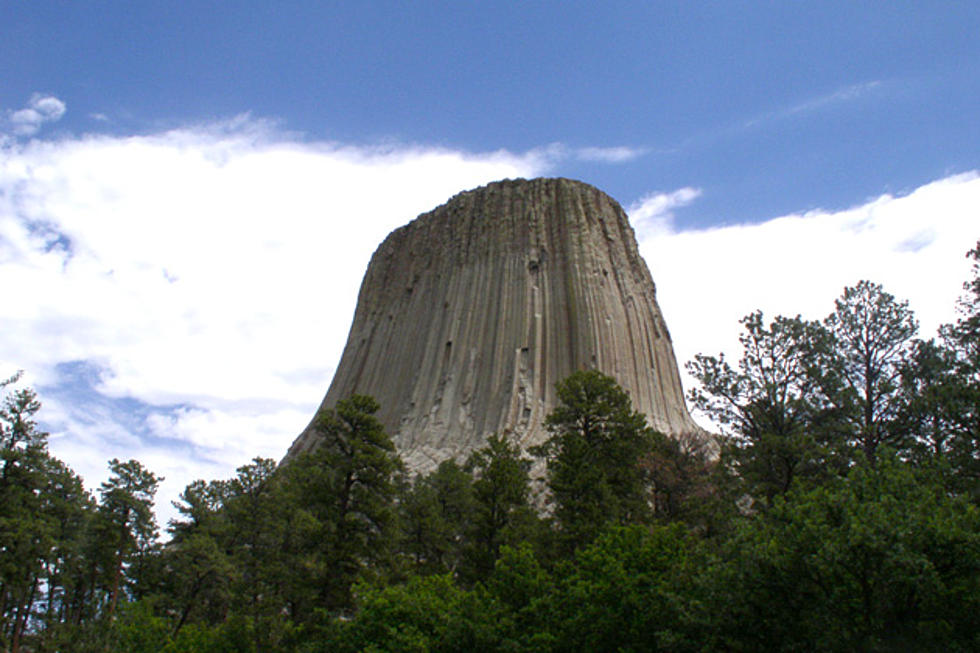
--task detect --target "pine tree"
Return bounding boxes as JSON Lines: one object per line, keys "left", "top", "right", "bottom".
{"left": 94, "top": 459, "right": 161, "bottom": 622}
{"left": 283, "top": 395, "right": 403, "bottom": 612}
{"left": 536, "top": 370, "right": 656, "bottom": 551}
{"left": 687, "top": 311, "right": 833, "bottom": 501}
{"left": 822, "top": 280, "right": 918, "bottom": 460}
{"left": 463, "top": 434, "right": 537, "bottom": 580}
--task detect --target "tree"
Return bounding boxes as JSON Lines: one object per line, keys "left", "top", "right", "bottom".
{"left": 0, "top": 376, "right": 55, "bottom": 652}
{"left": 34, "top": 456, "right": 93, "bottom": 639}
{"left": 687, "top": 311, "right": 832, "bottom": 501}
{"left": 94, "top": 458, "right": 162, "bottom": 622}
{"left": 706, "top": 457, "right": 980, "bottom": 650}
{"left": 936, "top": 242, "right": 980, "bottom": 496}
{"left": 334, "top": 574, "right": 499, "bottom": 653}
{"left": 896, "top": 338, "right": 962, "bottom": 463}
{"left": 398, "top": 459, "right": 474, "bottom": 576}
{"left": 221, "top": 457, "right": 301, "bottom": 647}
{"left": 895, "top": 243, "right": 980, "bottom": 499}
{"left": 283, "top": 395, "right": 404, "bottom": 612}
{"left": 463, "top": 434, "right": 538, "bottom": 581}
{"left": 822, "top": 280, "right": 919, "bottom": 461}
{"left": 536, "top": 370, "right": 657, "bottom": 550}
{"left": 162, "top": 478, "right": 238, "bottom": 637}
{"left": 643, "top": 429, "right": 719, "bottom": 528}
{"left": 540, "top": 525, "right": 697, "bottom": 652}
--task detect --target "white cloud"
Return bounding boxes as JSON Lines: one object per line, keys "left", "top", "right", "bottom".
{"left": 3, "top": 110, "right": 977, "bottom": 525}
{"left": 628, "top": 187, "right": 703, "bottom": 239}
{"left": 634, "top": 173, "right": 980, "bottom": 426}
{"left": 8, "top": 93, "right": 67, "bottom": 136}
{"left": 744, "top": 80, "right": 883, "bottom": 129}
{"left": 575, "top": 145, "right": 647, "bottom": 163}
{"left": 525, "top": 142, "right": 646, "bottom": 166}
{"left": 0, "top": 117, "right": 548, "bottom": 524}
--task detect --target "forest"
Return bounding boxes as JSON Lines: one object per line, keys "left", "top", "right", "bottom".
{"left": 2, "top": 241, "right": 978, "bottom": 652}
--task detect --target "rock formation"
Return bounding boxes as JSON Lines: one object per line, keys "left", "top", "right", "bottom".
{"left": 285, "top": 177, "right": 703, "bottom": 471}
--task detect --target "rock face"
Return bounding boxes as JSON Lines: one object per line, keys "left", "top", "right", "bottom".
{"left": 285, "top": 178, "right": 702, "bottom": 471}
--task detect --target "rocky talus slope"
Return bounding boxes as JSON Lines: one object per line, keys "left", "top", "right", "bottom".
{"left": 285, "top": 177, "right": 703, "bottom": 471}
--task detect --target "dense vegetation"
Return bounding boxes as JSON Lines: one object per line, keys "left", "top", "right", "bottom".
{"left": 3, "top": 242, "right": 979, "bottom": 652}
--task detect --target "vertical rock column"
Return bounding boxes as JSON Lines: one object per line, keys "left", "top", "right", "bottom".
{"left": 285, "top": 177, "right": 702, "bottom": 472}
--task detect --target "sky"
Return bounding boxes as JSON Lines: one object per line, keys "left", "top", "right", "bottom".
{"left": 2, "top": 2, "right": 979, "bottom": 528}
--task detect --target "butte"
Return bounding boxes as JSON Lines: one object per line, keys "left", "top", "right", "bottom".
{"left": 285, "top": 177, "right": 704, "bottom": 471}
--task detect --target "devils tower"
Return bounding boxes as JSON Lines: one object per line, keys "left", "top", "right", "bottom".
{"left": 285, "top": 177, "right": 702, "bottom": 471}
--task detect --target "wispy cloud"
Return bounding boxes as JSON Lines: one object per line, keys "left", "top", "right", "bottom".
{"left": 7, "top": 93, "right": 67, "bottom": 136}
{"left": 528, "top": 142, "right": 647, "bottom": 166}
{"left": 575, "top": 145, "right": 647, "bottom": 163}
{"left": 744, "top": 80, "right": 883, "bottom": 129}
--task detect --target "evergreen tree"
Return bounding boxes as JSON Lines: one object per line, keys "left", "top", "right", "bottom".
{"left": 536, "top": 370, "right": 656, "bottom": 551}
{"left": 163, "top": 478, "right": 237, "bottom": 636}
{"left": 35, "top": 456, "right": 93, "bottom": 636}
{"left": 399, "top": 459, "right": 474, "bottom": 576}
{"left": 221, "top": 457, "right": 299, "bottom": 645}
{"left": 821, "top": 280, "right": 919, "bottom": 461}
{"left": 937, "top": 242, "right": 980, "bottom": 496}
{"left": 463, "top": 434, "right": 537, "bottom": 581}
{"left": 687, "top": 311, "right": 833, "bottom": 501}
{"left": 541, "top": 524, "right": 697, "bottom": 652}
{"left": 94, "top": 458, "right": 161, "bottom": 622}
{"left": 0, "top": 377, "right": 55, "bottom": 651}
{"left": 642, "top": 428, "right": 718, "bottom": 528}
{"left": 897, "top": 338, "right": 962, "bottom": 462}
{"left": 283, "top": 395, "right": 403, "bottom": 612}
{"left": 706, "top": 457, "right": 980, "bottom": 651}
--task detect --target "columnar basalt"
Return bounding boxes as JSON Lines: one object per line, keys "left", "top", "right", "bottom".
{"left": 285, "top": 178, "right": 703, "bottom": 471}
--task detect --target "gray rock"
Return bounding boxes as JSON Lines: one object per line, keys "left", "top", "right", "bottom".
{"left": 285, "top": 177, "right": 705, "bottom": 472}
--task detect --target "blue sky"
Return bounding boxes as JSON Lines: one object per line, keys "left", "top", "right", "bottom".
{"left": 2, "top": 2, "right": 979, "bottom": 524}
{"left": 8, "top": 3, "right": 980, "bottom": 223}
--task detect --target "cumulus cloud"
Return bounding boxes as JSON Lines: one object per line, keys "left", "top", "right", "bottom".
{"left": 634, "top": 173, "right": 980, "bottom": 425}
{"left": 2, "top": 110, "right": 977, "bottom": 525}
{"left": 7, "top": 93, "right": 67, "bottom": 136}
{"left": 0, "top": 118, "right": 547, "bottom": 524}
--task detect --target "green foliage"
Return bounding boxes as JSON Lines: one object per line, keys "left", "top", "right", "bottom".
{"left": 0, "top": 378, "right": 55, "bottom": 650}
{"left": 334, "top": 575, "right": 500, "bottom": 653}
{"left": 94, "top": 457, "right": 162, "bottom": 618}
{"left": 536, "top": 369, "right": 657, "bottom": 550}
{"left": 282, "top": 394, "right": 404, "bottom": 612}
{"left": 540, "top": 524, "right": 697, "bottom": 652}
{"left": 463, "top": 434, "right": 540, "bottom": 581}
{"left": 706, "top": 457, "right": 980, "bottom": 651}
{"left": 643, "top": 429, "right": 724, "bottom": 531}
{"left": 398, "top": 459, "right": 474, "bottom": 575}
{"left": 395, "top": 433, "right": 541, "bottom": 585}
{"left": 688, "top": 311, "right": 836, "bottom": 501}
{"left": 8, "top": 240, "right": 980, "bottom": 651}
{"left": 822, "top": 280, "right": 919, "bottom": 460}
{"left": 934, "top": 242, "right": 980, "bottom": 497}
{"left": 897, "top": 338, "right": 963, "bottom": 460}
{"left": 0, "top": 374, "right": 100, "bottom": 651}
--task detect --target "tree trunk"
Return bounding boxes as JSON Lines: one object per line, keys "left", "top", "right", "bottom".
{"left": 172, "top": 573, "right": 206, "bottom": 637}
{"left": 11, "top": 576, "right": 38, "bottom": 653}
{"left": 107, "top": 554, "right": 123, "bottom": 622}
